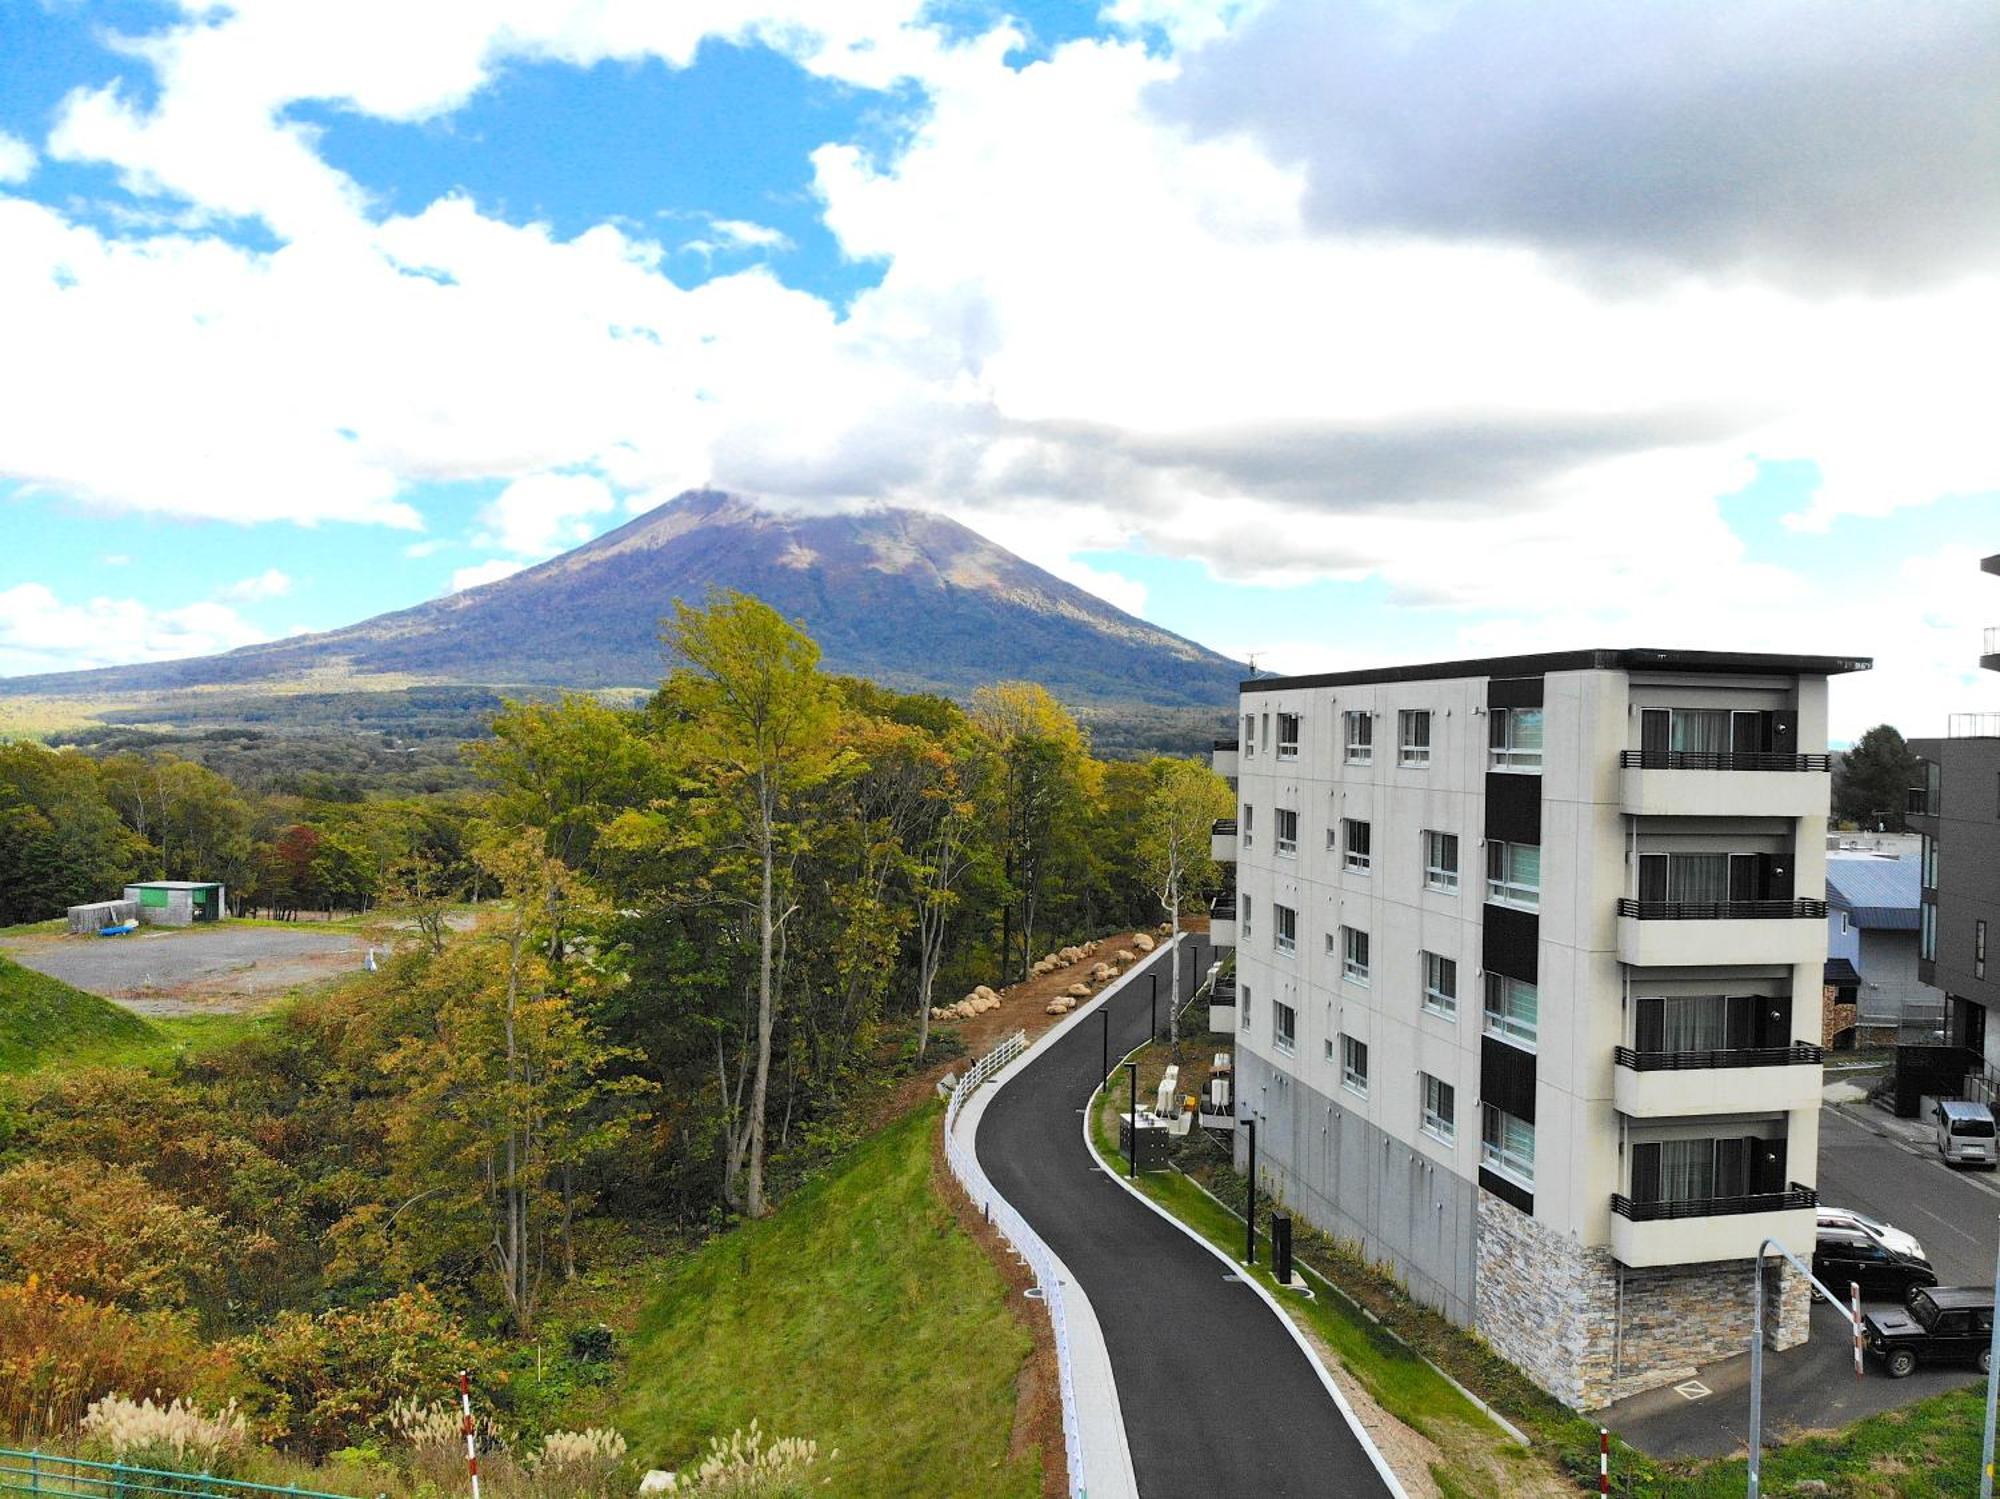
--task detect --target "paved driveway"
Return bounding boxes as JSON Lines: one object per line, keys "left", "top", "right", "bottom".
{"left": 0, "top": 924, "right": 367, "bottom": 1014}
{"left": 1602, "top": 1103, "right": 1995, "bottom": 1459}
{"left": 976, "top": 938, "right": 1396, "bottom": 1498}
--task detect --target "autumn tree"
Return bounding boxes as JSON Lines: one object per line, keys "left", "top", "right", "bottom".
{"left": 1137, "top": 757, "right": 1234, "bottom": 1045}
{"left": 660, "top": 591, "right": 843, "bottom": 1219}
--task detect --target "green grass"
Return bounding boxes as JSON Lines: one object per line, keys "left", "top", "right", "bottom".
{"left": 0, "top": 952, "right": 158, "bottom": 1073}
{"left": 617, "top": 1102, "right": 1041, "bottom": 1499}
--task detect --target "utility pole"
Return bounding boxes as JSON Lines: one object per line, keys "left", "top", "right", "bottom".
{"left": 1982, "top": 1214, "right": 2000, "bottom": 1498}
{"left": 1101, "top": 1006, "right": 1110, "bottom": 1083}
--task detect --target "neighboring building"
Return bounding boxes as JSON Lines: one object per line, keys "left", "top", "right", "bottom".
{"left": 1823, "top": 854, "right": 1938, "bottom": 1047}
{"left": 1211, "top": 647, "right": 1868, "bottom": 1409}
{"left": 122, "top": 881, "right": 227, "bottom": 927}
{"left": 65, "top": 899, "right": 139, "bottom": 935}
{"left": 1909, "top": 552, "right": 2000, "bottom": 1102}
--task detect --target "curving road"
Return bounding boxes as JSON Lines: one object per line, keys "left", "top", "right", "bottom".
{"left": 976, "top": 939, "right": 1396, "bottom": 1498}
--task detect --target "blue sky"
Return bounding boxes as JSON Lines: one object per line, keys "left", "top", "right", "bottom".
{"left": 0, "top": 0, "right": 1995, "bottom": 740}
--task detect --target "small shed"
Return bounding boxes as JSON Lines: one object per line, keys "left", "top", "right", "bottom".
{"left": 122, "top": 881, "right": 227, "bottom": 927}
{"left": 66, "top": 899, "right": 139, "bottom": 935}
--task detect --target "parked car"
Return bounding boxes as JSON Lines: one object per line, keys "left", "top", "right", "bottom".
{"left": 1817, "top": 1205, "right": 1924, "bottom": 1262}
{"left": 1934, "top": 1099, "right": 1998, "bottom": 1167}
{"left": 1865, "top": 1286, "right": 1995, "bottom": 1378}
{"left": 1813, "top": 1227, "right": 1937, "bottom": 1301}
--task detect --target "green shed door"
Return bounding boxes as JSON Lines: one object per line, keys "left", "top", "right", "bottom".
{"left": 139, "top": 887, "right": 169, "bottom": 909}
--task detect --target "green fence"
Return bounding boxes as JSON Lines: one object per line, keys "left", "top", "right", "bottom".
{"left": 0, "top": 1452, "right": 352, "bottom": 1499}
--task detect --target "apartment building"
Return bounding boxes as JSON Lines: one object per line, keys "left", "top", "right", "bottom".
{"left": 1909, "top": 552, "right": 2000, "bottom": 1098}
{"left": 1210, "top": 647, "right": 1868, "bottom": 1408}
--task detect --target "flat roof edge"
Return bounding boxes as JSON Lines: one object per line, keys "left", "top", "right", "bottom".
{"left": 1241, "top": 648, "right": 1873, "bottom": 694}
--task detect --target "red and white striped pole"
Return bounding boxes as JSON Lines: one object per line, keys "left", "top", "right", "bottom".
{"left": 1598, "top": 1426, "right": 1610, "bottom": 1495}
{"left": 1852, "top": 1281, "right": 1864, "bottom": 1380}
{"left": 457, "top": 1369, "right": 481, "bottom": 1499}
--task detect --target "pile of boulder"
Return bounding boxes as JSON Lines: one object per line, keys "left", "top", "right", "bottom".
{"left": 934, "top": 927, "right": 1173, "bottom": 1023}
{"left": 1029, "top": 938, "right": 1107, "bottom": 978}
{"left": 930, "top": 984, "right": 1002, "bottom": 1023}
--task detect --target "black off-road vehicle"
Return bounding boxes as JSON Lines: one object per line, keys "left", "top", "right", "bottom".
{"left": 1864, "top": 1286, "right": 1994, "bottom": 1378}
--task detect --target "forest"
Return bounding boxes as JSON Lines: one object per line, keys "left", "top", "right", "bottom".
{"left": 0, "top": 590, "right": 1233, "bottom": 1482}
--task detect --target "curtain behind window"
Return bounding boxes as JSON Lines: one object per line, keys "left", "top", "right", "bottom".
{"left": 1672, "top": 710, "right": 1730, "bottom": 754}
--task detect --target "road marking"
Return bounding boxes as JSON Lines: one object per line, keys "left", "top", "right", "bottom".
{"left": 1673, "top": 1380, "right": 1711, "bottom": 1401}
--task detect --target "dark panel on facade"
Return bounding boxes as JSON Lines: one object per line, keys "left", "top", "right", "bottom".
{"left": 1482, "top": 903, "right": 1539, "bottom": 984}
{"left": 1479, "top": 1168, "right": 1534, "bottom": 1216}
{"left": 1241, "top": 648, "right": 1871, "bottom": 696}
{"left": 1481, "top": 1036, "right": 1536, "bottom": 1122}
{"left": 1484, "top": 771, "right": 1542, "bottom": 844}
{"left": 1487, "top": 676, "right": 1545, "bottom": 709}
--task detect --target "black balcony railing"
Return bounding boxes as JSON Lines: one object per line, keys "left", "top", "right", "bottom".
{"left": 1213, "top": 739, "right": 1240, "bottom": 752}
{"left": 1614, "top": 1042, "right": 1823, "bottom": 1071}
{"left": 1616, "top": 897, "right": 1827, "bottom": 921}
{"left": 1210, "top": 898, "right": 1237, "bottom": 921}
{"left": 1619, "top": 750, "right": 1830, "bottom": 772}
{"left": 1211, "top": 975, "right": 1237, "bottom": 1004}
{"left": 1212, "top": 818, "right": 1237, "bottom": 837}
{"left": 1611, "top": 1182, "right": 1817, "bottom": 1222}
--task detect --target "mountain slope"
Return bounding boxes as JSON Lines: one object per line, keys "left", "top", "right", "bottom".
{"left": 6, "top": 492, "right": 1243, "bottom": 708}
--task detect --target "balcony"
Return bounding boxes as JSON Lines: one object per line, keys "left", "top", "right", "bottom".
{"left": 1617, "top": 750, "right": 1830, "bottom": 817}
{"left": 1212, "top": 739, "right": 1239, "bottom": 778}
{"left": 1211, "top": 817, "right": 1238, "bottom": 864}
{"left": 1209, "top": 897, "right": 1236, "bottom": 949}
{"left": 1616, "top": 898, "right": 1829, "bottom": 967}
{"left": 1208, "top": 973, "right": 1237, "bottom": 1033}
{"left": 1613, "top": 1043, "right": 1824, "bottom": 1117}
{"left": 1609, "top": 1183, "right": 1818, "bottom": 1268}
{"left": 1984, "top": 628, "right": 2000, "bottom": 674}
{"left": 1952, "top": 713, "right": 2000, "bottom": 738}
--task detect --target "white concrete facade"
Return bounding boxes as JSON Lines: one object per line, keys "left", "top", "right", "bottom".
{"left": 1213, "top": 649, "right": 1867, "bottom": 1407}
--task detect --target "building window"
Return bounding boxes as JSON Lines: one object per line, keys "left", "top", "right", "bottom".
{"left": 1399, "top": 709, "right": 1432, "bottom": 766}
{"left": 1243, "top": 713, "right": 1256, "bottom": 759}
{"left": 1489, "top": 706, "right": 1544, "bottom": 771}
{"left": 1423, "top": 830, "right": 1459, "bottom": 893}
{"left": 1422, "top": 952, "right": 1458, "bottom": 1018}
{"left": 1922, "top": 834, "right": 1938, "bottom": 890}
{"left": 1341, "top": 1035, "right": 1369, "bottom": 1096}
{"left": 1276, "top": 713, "right": 1300, "bottom": 761}
{"left": 1241, "top": 895, "right": 1252, "bottom": 943}
{"left": 1481, "top": 1104, "right": 1535, "bottom": 1188}
{"left": 1487, "top": 840, "right": 1541, "bottom": 910}
{"left": 1980, "top": 920, "right": 1989, "bottom": 982}
{"left": 1275, "top": 807, "right": 1298, "bottom": 856}
{"left": 1421, "top": 1073, "right": 1456, "bottom": 1144}
{"left": 1344, "top": 710, "right": 1373, "bottom": 765}
{"left": 1921, "top": 900, "right": 1937, "bottom": 962}
{"left": 1241, "top": 803, "right": 1253, "bottom": 848}
{"left": 1274, "top": 903, "right": 1297, "bottom": 954}
{"left": 1343, "top": 818, "right": 1372, "bottom": 874}
{"left": 1484, "top": 974, "right": 1539, "bottom": 1050}
{"left": 1629, "top": 1136, "right": 1758, "bottom": 1205}
{"left": 1274, "top": 1000, "right": 1297, "bottom": 1055}
{"left": 1341, "top": 926, "right": 1370, "bottom": 985}
{"left": 1324, "top": 1037, "right": 1335, "bottom": 1062}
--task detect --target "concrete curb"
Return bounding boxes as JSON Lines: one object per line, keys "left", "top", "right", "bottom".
{"left": 1081, "top": 1027, "right": 1412, "bottom": 1499}
{"left": 949, "top": 941, "right": 1187, "bottom": 1499}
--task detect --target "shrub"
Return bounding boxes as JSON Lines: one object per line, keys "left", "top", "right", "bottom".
{"left": 674, "top": 1423, "right": 826, "bottom": 1497}
{"left": 0, "top": 1277, "right": 210, "bottom": 1442}
{"left": 0, "top": 1158, "right": 228, "bottom": 1310}
{"left": 227, "top": 1288, "right": 497, "bottom": 1453}
{"left": 79, "top": 1395, "right": 247, "bottom": 1477}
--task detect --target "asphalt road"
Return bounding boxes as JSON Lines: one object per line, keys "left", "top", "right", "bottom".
{"left": 976, "top": 938, "right": 1395, "bottom": 1498}
{"left": 1604, "top": 1104, "right": 1996, "bottom": 1459}
{"left": 1, "top": 924, "right": 367, "bottom": 1012}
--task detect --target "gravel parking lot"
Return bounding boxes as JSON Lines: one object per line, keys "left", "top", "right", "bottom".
{"left": 0, "top": 923, "right": 369, "bottom": 1015}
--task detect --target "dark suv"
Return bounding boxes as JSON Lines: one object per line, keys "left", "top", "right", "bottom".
{"left": 1812, "top": 1227, "right": 1937, "bottom": 1301}
{"left": 1865, "top": 1286, "right": 1995, "bottom": 1378}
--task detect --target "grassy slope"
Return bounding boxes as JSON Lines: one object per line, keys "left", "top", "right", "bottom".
{"left": 0, "top": 952, "right": 157, "bottom": 1073}
{"left": 618, "top": 1101, "right": 1040, "bottom": 1499}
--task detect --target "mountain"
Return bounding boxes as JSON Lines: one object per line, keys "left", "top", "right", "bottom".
{"left": 5, "top": 491, "right": 1244, "bottom": 709}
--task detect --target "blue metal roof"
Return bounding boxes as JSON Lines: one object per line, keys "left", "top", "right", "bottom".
{"left": 1824, "top": 855, "right": 1921, "bottom": 930}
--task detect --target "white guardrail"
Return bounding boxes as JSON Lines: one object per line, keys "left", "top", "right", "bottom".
{"left": 942, "top": 1027, "right": 1089, "bottom": 1499}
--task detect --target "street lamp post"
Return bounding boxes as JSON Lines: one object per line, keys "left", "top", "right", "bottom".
{"left": 1747, "top": 1236, "right": 1868, "bottom": 1498}
{"left": 1980, "top": 1213, "right": 2000, "bottom": 1499}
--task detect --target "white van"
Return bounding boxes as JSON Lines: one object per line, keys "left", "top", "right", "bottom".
{"left": 1934, "top": 1100, "right": 1998, "bottom": 1168}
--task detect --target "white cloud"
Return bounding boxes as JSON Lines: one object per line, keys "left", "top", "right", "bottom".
{"left": 704, "top": 218, "right": 792, "bottom": 252}
{"left": 0, "top": 582, "right": 267, "bottom": 675}
{"left": 476, "top": 471, "right": 616, "bottom": 558}
{"left": 218, "top": 567, "right": 292, "bottom": 602}
{"left": 404, "top": 539, "right": 446, "bottom": 558}
{"left": 0, "top": 131, "right": 35, "bottom": 185}
{"left": 100, "top": 553, "right": 131, "bottom": 567}
{"left": 448, "top": 558, "right": 526, "bottom": 594}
